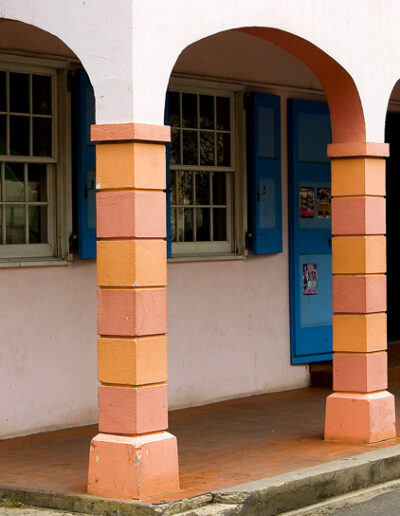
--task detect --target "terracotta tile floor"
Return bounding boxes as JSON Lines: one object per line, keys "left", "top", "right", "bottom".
{"left": 1, "top": 387, "right": 400, "bottom": 504}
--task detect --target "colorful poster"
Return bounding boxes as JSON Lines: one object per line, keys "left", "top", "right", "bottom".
{"left": 300, "top": 187, "right": 314, "bottom": 218}
{"left": 317, "top": 188, "right": 331, "bottom": 219}
{"left": 303, "top": 263, "right": 318, "bottom": 295}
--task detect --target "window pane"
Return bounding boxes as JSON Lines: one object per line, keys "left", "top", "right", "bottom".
{"left": 178, "top": 207, "right": 193, "bottom": 242}
{"left": 177, "top": 171, "right": 193, "bottom": 205}
{"left": 182, "top": 131, "right": 197, "bottom": 165}
{"left": 213, "top": 208, "right": 227, "bottom": 241}
{"left": 6, "top": 205, "right": 25, "bottom": 244}
{"left": 28, "top": 164, "right": 47, "bottom": 202}
{"left": 182, "top": 93, "right": 197, "bottom": 128}
{"left": 0, "top": 71, "right": 6, "bottom": 112}
{"left": 10, "top": 73, "right": 29, "bottom": 113}
{"left": 217, "top": 133, "right": 231, "bottom": 166}
{"left": 33, "top": 117, "right": 52, "bottom": 156}
{"left": 29, "top": 205, "right": 47, "bottom": 243}
{"left": 171, "top": 207, "right": 177, "bottom": 242}
{"left": 212, "top": 173, "right": 226, "bottom": 205}
{"left": 5, "top": 163, "right": 24, "bottom": 201}
{"left": 200, "top": 131, "right": 214, "bottom": 166}
{"left": 32, "top": 75, "right": 52, "bottom": 115}
{"left": 195, "top": 172, "right": 210, "bottom": 205}
{"left": 168, "top": 91, "right": 180, "bottom": 127}
{"left": 200, "top": 95, "right": 214, "bottom": 129}
{"left": 10, "top": 116, "right": 29, "bottom": 155}
{"left": 216, "top": 97, "right": 230, "bottom": 130}
{"left": 170, "top": 170, "right": 176, "bottom": 205}
{"left": 0, "top": 115, "right": 6, "bottom": 155}
{"left": 170, "top": 129, "right": 180, "bottom": 165}
{"left": 196, "top": 208, "right": 210, "bottom": 241}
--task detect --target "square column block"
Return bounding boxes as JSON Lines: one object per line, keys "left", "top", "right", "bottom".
{"left": 332, "top": 236, "right": 386, "bottom": 274}
{"left": 333, "top": 313, "right": 387, "bottom": 352}
{"left": 98, "top": 288, "right": 167, "bottom": 337}
{"left": 97, "top": 240, "right": 166, "bottom": 287}
{"left": 324, "top": 391, "right": 396, "bottom": 443}
{"left": 96, "top": 142, "right": 166, "bottom": 190}
{"left": 98, "top": 384, "right": 168, "bottom": 435}
{"left": 98, "top": 336, "right": 168, "bottom": 385}
{"left": 88, "top": 432, "right": 179, "bottom": 499}
{"left": 333, "top": 352, "right": 387, "bottom": 392}
{"left": 97, "top": 190, "right": 166, "bottom": 239}
{"left": 332, "top": 197, "right": 386, "bottom": 236}
{"left": 331, "top": 158, "right": 385, "bottom": 197}
{"left": 332, "top": 275, "right": 386, "bottom": 313}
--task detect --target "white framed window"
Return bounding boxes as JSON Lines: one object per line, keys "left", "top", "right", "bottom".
{"left": 168, "top": 84, "right": 245, "bottom": 258}
{"left": 0, "top": 56, "right": 71, "bottom": 266}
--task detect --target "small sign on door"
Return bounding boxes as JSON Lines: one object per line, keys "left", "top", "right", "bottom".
{"left": 303, "top": 263, "right": 318, "bottom": 295}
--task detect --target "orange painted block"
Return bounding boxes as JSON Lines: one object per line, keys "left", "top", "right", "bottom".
{"left": 98, "top": 384, "right": 168, "bottom": 435}
{"left": 333, "top": 313, "right": 387, "bottom": 352}
{"left": 324, "top": 391, "right": 396, "bottom": 443}
{"left": 332, "top": 236, "right": 386, "bottom": 274}
{"left": 91, "top": 122, "right": 171, "bottom": 144}
{"left": 97, "top": 288, "right": 167, "bottom": 337}
{"left": 332, "top": 275, "right": 386, "bottom": 313}
{"left": 332, "top": 197, "right": 386, "bottom": 236}
{"left": 97, "top": 240, "right": 166, "bottom": 287}
{"left": 97, "top": 190, "right": 166, "bottom": 238}
{"left": 333, "top": 352, "right": 387, "bottom": 392}
{"left": 98, "top": 336, "right": 168, "bottom": 385}
{"left": 87, "top": 431, "right": 179, "bottom": 499}
{"left": 96, "top": 142, "right": 166, "bottom": 190}
{"left": 331, "top": 158, "right": 385, "bottom": 197}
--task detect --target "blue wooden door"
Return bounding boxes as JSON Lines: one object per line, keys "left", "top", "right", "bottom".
{"left": 288, "top": 99, "right": 332, "bottom": 364}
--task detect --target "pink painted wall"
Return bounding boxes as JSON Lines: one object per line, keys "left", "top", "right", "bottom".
{"left": 0, "top": 261, "right": 97, "bottom": 438}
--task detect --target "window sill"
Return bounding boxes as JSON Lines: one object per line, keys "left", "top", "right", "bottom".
{"left": 0, "top": 257, "right": 71, "bottom": 269}
{"left": 168, "top": 252, "right": 247, "bottom": 263}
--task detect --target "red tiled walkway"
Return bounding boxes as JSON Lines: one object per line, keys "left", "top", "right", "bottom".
{"left": 1, "top": 387, "right": 400, "bottom": 504}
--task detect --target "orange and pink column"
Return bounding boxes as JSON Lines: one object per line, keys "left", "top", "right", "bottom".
{"left": 87, "top": 123, "right": 179, "bottom": 499}
{"left": 325, "top": 143, "right": 396, "bottom": 443}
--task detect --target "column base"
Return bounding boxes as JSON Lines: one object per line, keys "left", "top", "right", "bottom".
{"left": 324, "top": 391, "right": 396, "bottom": 443}
{"left": 87, "top": 431, "right": 179, "bottom": 499}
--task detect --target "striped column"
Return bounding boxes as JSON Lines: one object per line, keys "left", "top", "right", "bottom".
{"left": 87, "top": 123, "right": 179, "bottom": 499}
{"left": 325, "top": 142, "right": 396, "bottom": 443}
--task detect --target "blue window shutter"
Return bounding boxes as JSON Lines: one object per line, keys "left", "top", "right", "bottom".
{"left": 76, "top": 69, "right": 96, "bottom": 259}
{"left": 165, "top": 92, "right": 172, "bottom": 258}
{"left": 249, "top": 92, "right": 282, "bottom": 254}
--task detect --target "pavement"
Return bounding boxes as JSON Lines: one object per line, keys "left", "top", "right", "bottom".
{"left": 2, "top": 444, "right": 400, "bottom": 515}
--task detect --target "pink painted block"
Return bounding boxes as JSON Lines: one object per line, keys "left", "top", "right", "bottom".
{"left": 98, "top": 384, "right": 168, "bottom": 435}
{"left": 332, "top": 197, "right": 385, "bottom": 236}
{"left": 332, "top": 275, "right": 386, "bottom": 313}
{"left": 97, "top": 288, "right": 167, "bottom": 337}
{"left": 324, "top": 391, "right": 396, "bottom": 443}
{"left": 87, "top": 431, "right": 179, "bottom": 499}
{"left": 333, "top": 352, "right": 387, "bottom": 392}
{"left": 97, "top": 190, "right": 166, "bottom": 238}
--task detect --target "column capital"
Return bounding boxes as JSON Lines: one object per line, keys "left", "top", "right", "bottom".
{"left": 91, "top": 122, "right": 171, "bottom": 143}
{"left": 328, "top": 142, "right": 389, "bottom": 158}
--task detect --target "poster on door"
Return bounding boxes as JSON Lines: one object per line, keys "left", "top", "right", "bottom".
{"left": 300, "top": 187, "right": 314, "bottom": 218}
{"left": 317, "top": 188, "right": 331, "bottom": 219}
{"left": 303, "top": 263, "right": 318, "bottom": 295}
